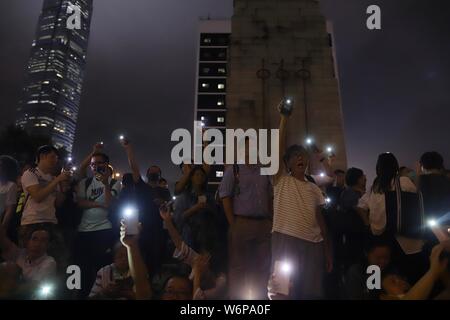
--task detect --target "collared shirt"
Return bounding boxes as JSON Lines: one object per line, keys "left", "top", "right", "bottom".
{"left": 218, "top": 164, "right": 272, "bottom": 218}
{"left": 4, "top": 248, "right": 56, "bottom": 282}
{"left": 21, "top": 167, "right": 58, "bottom": 225}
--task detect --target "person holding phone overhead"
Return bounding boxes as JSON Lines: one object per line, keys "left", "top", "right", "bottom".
{"left": 269, "top": 98, "right": 332, "bottom": 300}
{"left": 74, "top": 151, "right": 121, "bottom": 299}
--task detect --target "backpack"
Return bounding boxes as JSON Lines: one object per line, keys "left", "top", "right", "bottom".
{"left": 385, "top": 177, "right": 424, "bottom": 239}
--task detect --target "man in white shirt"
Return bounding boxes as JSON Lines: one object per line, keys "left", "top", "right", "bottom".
{"left": 1, "top": 224, "right": 56, "bottom": 294}
{"left": 19, "top": 145, "right": 70, "bottom": 270}
{"left": 269, "top": 103, "right": 332, "bottom": 300}
{"left": 75, "top": 152, "right": 121, "bottom": 298}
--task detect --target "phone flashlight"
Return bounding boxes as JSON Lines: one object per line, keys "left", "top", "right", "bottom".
{"left": 38, "top": 283, "right": 54, "bottom": 299}
{"left": 280, "top": 97, "right": 294, "bottom": 116}
{"left": 326, "top": 146, "right": 333, "bottom": 153}
{"left": 71, "top": 166, "right": 77, "bottom": 172}
{"left": 274, "top": 260, "right": 291, "bottom": 296}
{"left": 100, "top": 141, "right": 104, "bottom": 145}
{"left": 280, "top": 261, "right": 292, "bottom": 275}
{"left": 325, "top": 197, "right": 332, "bottom": 204}
{"left": 319, "top": 172, "right": 326, "bottom": 178}
{"left": 305, "top": 137, "right": 313, "bottom": 146}
{"left": 428, "top": 219, "right": 438, "bottom": 227}
{"left": 123, "top": 206, "right": 139, "bottom": 235}
{"left": 67, "top": 157, "right": 72, "bottom": 162}
{"left": 119, "top": 135, "right": 125, "bottom": 141}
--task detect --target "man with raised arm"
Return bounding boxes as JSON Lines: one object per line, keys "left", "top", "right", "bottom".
{"left": 268, "top": 100, "right": 333, "bottom": 300}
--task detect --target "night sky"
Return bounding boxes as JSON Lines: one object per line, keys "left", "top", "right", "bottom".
{"left": 1, "top": 0, "right": 449, "bottom": 186}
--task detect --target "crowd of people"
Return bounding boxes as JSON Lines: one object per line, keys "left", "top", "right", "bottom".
{"left": 0, "top": 105, "right": 449, "bottom": 300}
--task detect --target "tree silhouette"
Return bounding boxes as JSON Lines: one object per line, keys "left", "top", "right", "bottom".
{"left": 0, "top": 125, "right": 69, "bottom": 167}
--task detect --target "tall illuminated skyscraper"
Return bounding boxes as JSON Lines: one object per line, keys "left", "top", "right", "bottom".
{"left": 16, "top": 0, "right": 93, "bottom": 154}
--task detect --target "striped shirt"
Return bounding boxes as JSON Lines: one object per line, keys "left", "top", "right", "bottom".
{"left": 273, "top": 175, "right": 325, "bottom": 242}
{"left": 173, "top": 242, "right": 227, "bottom": 300}
{"left": 89, "top": 264, "right": 133, "bottom": 299}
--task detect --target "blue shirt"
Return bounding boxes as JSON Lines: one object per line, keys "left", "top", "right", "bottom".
{"left": 218, "top": 165, "right": 272, "bottom": 218}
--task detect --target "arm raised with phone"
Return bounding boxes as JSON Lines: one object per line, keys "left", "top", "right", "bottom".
{"left": 120, "top": 220, "right": 152, "bottom": 300}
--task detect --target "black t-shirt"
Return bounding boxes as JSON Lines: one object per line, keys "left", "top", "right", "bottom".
{"left": 419, "top": 174, "right": 450, "bottom": 218}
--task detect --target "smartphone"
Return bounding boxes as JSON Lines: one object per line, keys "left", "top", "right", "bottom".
{"left": 198, "top": 195, "right": 207, "bottom": 204}
{"left": 123, "top": 207, "right": 139, "bottom": 235}
{"left": 430, "top": 225, "right": 450, "bottom": 243}
{"left": 273, "top": 261, "right": 291, "bottom": 296}
{"left": 119, "top": 135, "right": 129, "bottom": 145}
{"left": 96, "top": 166, "right": 106, "bottom": 175}
{"left": 280, "top": 97, "right": 294, "bottom": 116}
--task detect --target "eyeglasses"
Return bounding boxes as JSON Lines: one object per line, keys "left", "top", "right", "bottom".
{"left": 90, "top": 161, "right": 106, "bottom": 166}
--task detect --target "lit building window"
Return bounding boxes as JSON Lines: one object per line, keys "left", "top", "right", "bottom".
{"left": 218, "top": 84, "right": 225, "bottom": 89}
{"left": 216, "top": 171, "right": 224, "bottom": 178}
{"left": 217, "top": 117, "right": 225, "bottom": 123}
{"left": 202, "top": 68, "right": 210, "bottom": 74}
{"left": 204, "top": 38, "right": 212, "bottom": 44}
{"left": 202, "top": 83, "right": 209, "bottom": 88}
{"left": 218, "top": 68, "right": 226, "bottom": 74}
{"left": 201, "top": 116, "right": 205, "bottom": 121}
{"left": 217, "top": 100, "right": 224, "bottom": 106}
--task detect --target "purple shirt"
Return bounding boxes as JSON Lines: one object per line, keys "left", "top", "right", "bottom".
{"left": 218, "top": 165, "right": 272, "bottom": 218}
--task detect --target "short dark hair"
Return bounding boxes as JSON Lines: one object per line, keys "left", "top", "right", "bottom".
{"left": 91, "top": 152, "right": 110, "bottom": 164}
{"left": 147, "top": 165, "right": 162, "bottom": 177}
{"left": 365, "top": 237, "right": 391, "bottom": 255}
{"left": 36, "top": 145, "right": 59, "bottom": 163}
{"left": 420, "top": 151, "right": 444, "bottom": 171}
{"left": 25, "top": 226, "right": 52, "bottom": 243}
{"left": 0, "top": 155, "right": 20, "bottom": 182}
{"left": 283, "top": 144, "right": 308, "bottom": 169}
{"left": 345, "top": 167, "right": 364, "bottom": 187}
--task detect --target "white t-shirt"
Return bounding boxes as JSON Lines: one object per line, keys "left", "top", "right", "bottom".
{"left": 358, "top": 176, "right": 424, "bottom": 254}
{"left": 0, "top": 181, "right": 17, "bottom": 220}
{"left": 21, "top": 168, "right": 58, "bottom": 225}
{"left": 2, "top": 247, "right": 56, "bottom": 282}
{"left": 77, "top": 177, "right": 121, "bottom": 232}
{"left": 273, "top": 175, "right": 326, "bottom": 243}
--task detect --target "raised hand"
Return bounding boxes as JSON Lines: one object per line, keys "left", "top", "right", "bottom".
{"left": 120, "top": 219, "right": 141, "bottom": 248}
